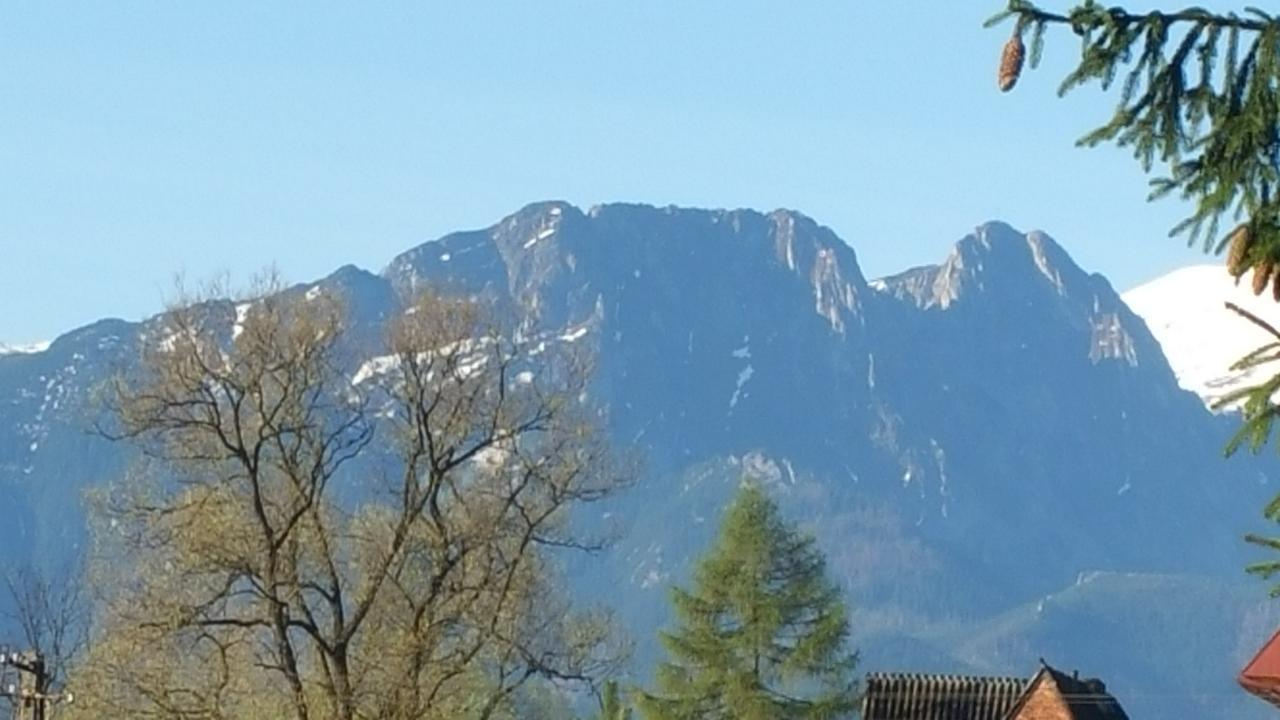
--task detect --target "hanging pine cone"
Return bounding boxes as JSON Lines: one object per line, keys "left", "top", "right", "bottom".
{"left": 1226, "top": 223, "right": 1252, "bottom": 278}
{"left": 999, "top": 33, "right": 1026, "bottom": 92}
{"left": 1252, "top": 259, "right": 1275, "bottom": 296}
{"left": 1270, "top": 271, "right": 1280, "bottom": 302}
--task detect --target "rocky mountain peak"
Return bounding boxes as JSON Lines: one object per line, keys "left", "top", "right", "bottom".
{"left": 383, "top": 202, "right": 872, "bottom": 334}
{"left": 874, "top": 222, "right": 1164, "bottom": 372}
{"left": 892, "top": 222, "right": 1086, "bottom": 310}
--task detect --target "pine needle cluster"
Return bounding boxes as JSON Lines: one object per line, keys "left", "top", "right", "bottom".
{"left": 987, "top": 1, "right": 1280, "bottom": 278}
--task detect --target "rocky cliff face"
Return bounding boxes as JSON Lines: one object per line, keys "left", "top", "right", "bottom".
{"left": 1, "top": 203, "right": 1273, "bottom": 719}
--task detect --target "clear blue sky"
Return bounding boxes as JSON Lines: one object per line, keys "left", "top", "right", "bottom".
{"left": 0, "top": 1, "right": 1241, "bottom": 344}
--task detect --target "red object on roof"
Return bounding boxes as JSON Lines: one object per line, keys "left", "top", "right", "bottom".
{"left": 1240, "top": 627, "right": 1280, "bottom": 707}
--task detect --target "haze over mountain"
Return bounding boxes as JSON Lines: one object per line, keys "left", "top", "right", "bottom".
{"left": 1, "top": 202, "right": 1277, "bottom": 719}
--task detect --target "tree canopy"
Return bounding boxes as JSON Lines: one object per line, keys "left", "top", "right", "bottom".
{"left": 637, "top": 482, "right": 858, "bottom": 720}
{"left": 67, "top": 278, "right": 630, "bottom": 720}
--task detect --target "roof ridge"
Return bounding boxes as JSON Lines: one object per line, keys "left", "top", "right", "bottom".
{"left": 866, "top": 671, "right": 1025, "bottom": 680}
{"left": 861, "top": 671, "right": 1031, "bottom": 720}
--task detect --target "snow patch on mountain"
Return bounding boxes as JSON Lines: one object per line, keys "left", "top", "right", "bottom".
{"left": 729, "top": 365, "right": 754, "bottom": 409}
{"left": 1123, "top": 264, "right": 1280, "bottom": 410}
{"left": 232, "top": 303, "right": 252, "bottom": 340}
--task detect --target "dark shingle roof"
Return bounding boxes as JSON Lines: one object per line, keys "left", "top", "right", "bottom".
{"left": 860, "top": 672, "right": 1026, "bottom": 720}
{"left": 1035, "top": 665, "right": 1129, "bottom": 720}
{"left": 862, "top": 663, "right": 1130, "bottom": 720}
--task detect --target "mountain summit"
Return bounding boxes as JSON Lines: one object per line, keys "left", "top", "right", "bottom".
{"left": 387, "top": 201, "right": 871, "bottom": 334}
{"left": 878, "top": 221, "right": 1086, "bottom": 309}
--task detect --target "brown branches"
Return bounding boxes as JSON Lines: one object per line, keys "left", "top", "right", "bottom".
{"left": 1, "top": 563, "right": 88, "bottom": 695}
{"left": 72, "top": 280, "right": 630, "bottom": 720}
{"left": 1226, "top": 300, "right": 1280, "bottom": 341}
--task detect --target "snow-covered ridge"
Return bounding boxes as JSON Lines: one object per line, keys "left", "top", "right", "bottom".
{"left": 0, "top": 341, "right": 50, "bottom": 356}
{"left": 1123, "top": 264, "right": 1280, "bottom": 410}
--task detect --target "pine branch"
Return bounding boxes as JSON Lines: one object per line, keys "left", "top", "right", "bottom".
{"left": 1226, "top": 301, "right": 1280, "bottom": 342}
{"left": 1003, "top": 5, "right": 1271, "bottom": 33}
{"left": 988, "top": 1, "right": 1280, "bottom": 263}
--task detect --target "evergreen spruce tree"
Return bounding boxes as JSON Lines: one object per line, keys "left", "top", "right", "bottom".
{"left": 986, "top": 1, "right": 1280, "bottom": 586}
{"left": 595, "top": 680, "right": 633, "bottom": 720}
{"left": 637, "top": 482, "right": 858, "bottom": 720}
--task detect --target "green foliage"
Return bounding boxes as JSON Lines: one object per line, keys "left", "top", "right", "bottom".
{"left": 1219, "top": 303, "right": 1280, "bottom": 593}
{"left": 593, "top": 680, "right": 634, "bottom": 720}
{"left": 637, "top": 482, "right": 859, "bottom": 720}
{"left": 988, "top": 2, "right": 1280, "bottom": 261}
{"left": 1215, "top": 304, "right": 1280, "bottom": 461}
{"left": 1244, "top": 530, "right": 1280, "bottom": 596}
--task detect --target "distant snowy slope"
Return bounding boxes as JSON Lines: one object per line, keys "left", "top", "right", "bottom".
{"left": 0, "top": 341, "right": 50, "bottom": 356}
{"left": 1124, "top": 264, "right": 1280, "bottom": 409}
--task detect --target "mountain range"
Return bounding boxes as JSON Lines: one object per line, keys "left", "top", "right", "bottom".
{"left": 2, "top": 202, "right": 1278, "bottom": 718}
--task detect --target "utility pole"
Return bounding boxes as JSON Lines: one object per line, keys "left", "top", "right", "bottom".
{"left": 0, "top": 650, "right": 71, "bottom": 720}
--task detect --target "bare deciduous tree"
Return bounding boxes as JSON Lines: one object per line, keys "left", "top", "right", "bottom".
{"left": 1, "top": 562, "right": 88, "bottom": 714}
{"left": 69, "top": 278, "right": 630, "bottom": 720}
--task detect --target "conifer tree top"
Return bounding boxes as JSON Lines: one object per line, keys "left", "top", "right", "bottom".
{"left": 637, "top": 481, "right": 859, "bottom": 719}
